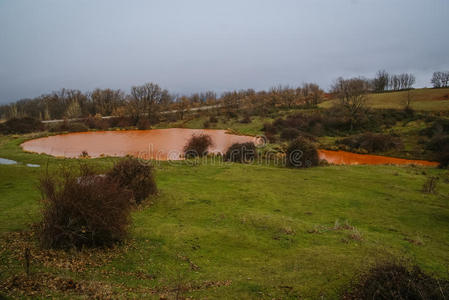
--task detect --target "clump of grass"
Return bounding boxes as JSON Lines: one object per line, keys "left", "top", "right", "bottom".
{"left": 343, "top": 261, "right": 449, "bottom": 299}
{"left": 107, "top": 157, "right": 157, "bottom": 204}
{"left": 39, "top": 163, "right": 132, "bottom": 249}
{"left": 183, "top": 134, "right": 213, "bottom": 159}
{"left": 422, "top": 176, "right": 439, "bottom": 194}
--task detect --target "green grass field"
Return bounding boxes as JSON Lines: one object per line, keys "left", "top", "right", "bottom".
{"left": 320, "top": 88, "right": 449, "bottom": 111}
{"left": 1, "top": 135, "right": 449, "bottom": 299}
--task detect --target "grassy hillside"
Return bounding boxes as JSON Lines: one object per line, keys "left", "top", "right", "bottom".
{"left": 320, "top": 88, "right": 449, "bottom": 111}
{"left": 1, "top": 136, "right": 448, "bottom": 298}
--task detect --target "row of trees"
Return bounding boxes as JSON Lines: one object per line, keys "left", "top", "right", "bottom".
{"left": 373, "top": 70, "right": 416, "bottom": 92}
{"left": 431, "top": 71, "right": 449, "bottom": 88}
{"left": 0, "top": 83, "right": 324, "bottom": 121}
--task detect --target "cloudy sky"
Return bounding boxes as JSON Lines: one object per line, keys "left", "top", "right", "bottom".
{"left": 1, "top": 0, "right": 448, "bottom": 103}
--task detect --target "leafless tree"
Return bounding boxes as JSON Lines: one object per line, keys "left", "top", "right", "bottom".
{"left": 332, "top": 77, "right": 370, "bottom": 131}
{"left": 91, "top": 89, "right": 124, "bottom": 116}
{"left": 130, "top": 83, "right": 169, "bottom": 123}
{"left": 373, "top": 70, "right": 389, "bottom": 92}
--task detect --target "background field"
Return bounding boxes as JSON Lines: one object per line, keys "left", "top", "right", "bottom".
{"left": 320, "top": 88, "right": 449, "bottom": 111}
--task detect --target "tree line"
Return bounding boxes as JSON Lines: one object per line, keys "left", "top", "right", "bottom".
{"left": 0, "top": 83, "right": 325, "bottom": 122}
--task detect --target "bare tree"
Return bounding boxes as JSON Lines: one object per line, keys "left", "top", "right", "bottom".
{"left": 332, "top": 77, "right": 370, "bottom": 131}
{"left": 431, "top": 71, "right": 449, "bottom": 88}
{"left": 373, "top": 70, "right": 389, "bottom": 92}
{"left": 130, "top": 83, "right": 169, "bottom": 123}
{"left": 91, "top": 89, "right": 124, "bottom": 116}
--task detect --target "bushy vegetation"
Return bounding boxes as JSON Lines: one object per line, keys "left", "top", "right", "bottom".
{"left": 107, "top": 157, "right": 157, "bottom": 204}
{"left": 183, "top": 134, "right": 213, "bottom": 158}
{"left": 265, "top": 108, "right": 414, "bottom": 138}
{"left": 39, "top": 164, "right": 132, "bottom": 249}
{"left": 225, "top": 142, "right": 257, "bottom": 163}
{"left": 343, "top": 262, "right": 449, "bottom": 299}
{"left": 336, "top": 133, "right": 402, "bottom": 153}
{"left": 286, "top": 137, "right": 319, "bottom": 168}
{"left": 280, "top": 127, "right": 301, "bottom": 141}
{"left": 0, "top": 117, "right": 44, "bottom": 134}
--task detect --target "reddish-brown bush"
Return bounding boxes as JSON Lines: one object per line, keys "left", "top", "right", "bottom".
{"left": 39, "top": 164, "right": 132, "bottom": 249}
{"left": 0, "top": 117, "right": 44, "bottom": 134}
{"left": 343, "top": 262, "right": 449, "bottom": 299}
{"left": 183, "top": 134, "right": 213, "bottom": 158}
{"left": 107, "top": 157, "right": 157, "bottom": 204}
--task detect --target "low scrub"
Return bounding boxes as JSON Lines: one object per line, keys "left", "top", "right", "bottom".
{"left": 426, "top": 135, "right": 449, "bottom": 152}
{"left": 84, "top": 116, "right": 110, "bottom": 130}
{"left": 225, "top": 142, "right": 257, "bottom": 163}
{"left": 0, "top": 117, "right": 44, "bottom": 134}
{"left": 39, "top": 164, "right": 132, "bottom": 249}
{"left": 107, "top": 157, "right": 157, "bottom": 204}
{"left": 280, "top": 127, "right": 301, "bottom": 141}
{"left": 286, "top": 137, "right": 319, "bottom": 168}
{"left": 336, "top": 133, "right": 402, "bottom": 153}
{"left": 343, "top": 261, "right": 449, "bottom": 299}
{"left": 67, "top": 122, "right": 89, "bottom": 132}
{"left": 136, "top": 118, "right": 151, "bottom": 130}
{"left": 183, "top": 134, "right": 213, "bottom": 158}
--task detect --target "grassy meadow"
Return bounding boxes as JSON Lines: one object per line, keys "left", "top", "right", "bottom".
{"left": 320, "top": 88, "right": 449, "bottom": 111}
{"left": 1, "top": 131, "right": 449, "bottom": 298}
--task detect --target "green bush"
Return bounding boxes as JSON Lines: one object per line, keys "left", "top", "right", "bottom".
{"left": 286, "top": 138, "right": 319, "bottom": 168}
{"left": 107, "top": 157, "right": 157, "bottom": 204}
{"left": 336, "top": 133, "right": 402, "bottom": 153}
{"left": 225, "top": 142, "right": 257, "bottom": 163}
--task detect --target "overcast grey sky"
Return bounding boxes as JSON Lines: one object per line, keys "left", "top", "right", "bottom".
{"left": 1, "top": 0, "right": 448, "bottom": 104}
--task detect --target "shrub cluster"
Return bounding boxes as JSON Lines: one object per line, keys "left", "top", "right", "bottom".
{"left": 136, "top": 118, "right": 151, "bottom": 130}
{"left": 343, "top": 262, "right": 449, "bottom": 299}
{"left": 225, "top": 142, "right": 257, "bottom": 163}
{"left": 264, "top": 108, "right": 415, "bottom": 138}
{"left": 286, "top": 137, "right": 319, "bottom": 168}
{"left": 39, "top": 164, "right": 132, "bottom": 249}
{"left": 39, "top": 158, "right": 157, "bottom": 249}
{"left": 183, "top": 134, "right": 213, "bottom": 158}
{"left": 0, "top": 117, "right": 44, "bottom": 134}
{"left": 48, "top": 121, "right": 89, "bottom": 133}
{"left": 107, "top": 157, "right": 157, "bottom": 204}
{"left": 336, "top": 133, "right": 402, "bottom": 153}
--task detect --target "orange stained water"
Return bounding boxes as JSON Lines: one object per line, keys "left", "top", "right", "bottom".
{"left": 21, "top": 128, "right": 255, "bottom": 160}
{"left": 21, "top": 129, "right": 438, "bottom": 166}
{"left": 318, "top": 149, "right": 438, "bottom": 167}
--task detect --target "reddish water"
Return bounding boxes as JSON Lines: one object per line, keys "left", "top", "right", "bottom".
{"left": 318, "top": 149, "right": 438, "bottom": 167}
{"left": 21, "top": 129, "right": 255, "bottom": 160}
{"left": 21, "top": 129, "right": 438, "bottom": 166}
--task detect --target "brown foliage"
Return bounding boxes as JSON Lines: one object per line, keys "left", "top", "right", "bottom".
{"left": 107, "top": 157, "right": 157, "bottom": 204}
{"left": 183, "top": 134, "right": 213, "bottom": 158}
{"left": 343, "top": 261, "right": 449, "bottom": 299}
{"left": 39, "top": 164, "right": 132, "bottom": 249}
{"left": 286, "top": 137, "right": 319, "bottom": 168}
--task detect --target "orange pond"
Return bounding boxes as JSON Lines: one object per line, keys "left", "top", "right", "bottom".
{"left": 21, "top": 129, "right": 438, "bottom": 166}
{"left": 21, "top": 129, "right": 256, "bottom": 160}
